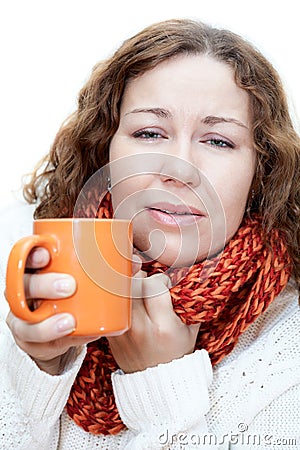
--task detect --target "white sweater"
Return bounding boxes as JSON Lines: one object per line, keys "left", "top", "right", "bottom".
{"left": 0, "top": 201, "right": 299, "bottom": 450}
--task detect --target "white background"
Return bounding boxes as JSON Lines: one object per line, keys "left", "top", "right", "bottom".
{"left": 0, "top": 0, "right": 299, "bottom": 207}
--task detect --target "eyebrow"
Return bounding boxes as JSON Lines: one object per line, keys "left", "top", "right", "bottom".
{"left": 125, "top": 108, "right": 172, "bottom": 119}
{"left": 202, "top": 115, "right": 249, "bottom": 129}
{"left": 125, "top": 108, "right": 248, "bottom": 129}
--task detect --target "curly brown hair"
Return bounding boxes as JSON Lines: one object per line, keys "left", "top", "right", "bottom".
{"left": 24, "top": 18, "right": 300, "bottom": 284}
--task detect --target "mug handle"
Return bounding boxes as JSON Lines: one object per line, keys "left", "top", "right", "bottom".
{"left": 6, "top": 234, "right": 59, "bottom": 323}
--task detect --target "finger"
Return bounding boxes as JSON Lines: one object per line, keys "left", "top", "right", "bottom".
{"left": 24, "top": 272, "right": 76, "bottom": 299}
{"left": 131, "top": 254, "right": 142, "bottom": 276}
{"left": 142, "top": 273, "right": 176, "bottom": 320}
{"left": 142, "top": 273, "right": 171, "bottom": 299}
{"left": 6, "top": 311, "right": 101, "bottom": 363}
{"left": 121, "top": 269, "right": 151, "bottom": 329}
{"left": 7, "top": 311, "right": 76, "bottom": 343}
{"left": 131, "top": 269, "right": 147, "bottom": 300}
{"left": 26, "top": 247, "right": 50, "bottom": 269}
{"left": 188, "top": 322, "right": 201, "bottom": 338}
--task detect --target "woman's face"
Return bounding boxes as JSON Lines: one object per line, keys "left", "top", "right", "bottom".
{"left": 109, "top": 55, "right": 256, "bottom": 267}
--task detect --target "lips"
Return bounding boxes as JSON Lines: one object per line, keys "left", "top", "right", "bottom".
{"left": 148, "top": 202, "right": 204, "bottom": 215}
{"left": 146, "top": 202, "right": 205, "bottom": 227}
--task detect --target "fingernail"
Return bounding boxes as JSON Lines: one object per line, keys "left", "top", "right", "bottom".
{"left": 54, "top": 277, "right": 75, "bottom": 295}
{"left": 132, "top": 254, "right": 142, "bottom": 264}
{"left": 31, "top": 247, "right": 47, "bottom": 264}
{"left": 55, "top": 315, "right": 75, "bottom": 333}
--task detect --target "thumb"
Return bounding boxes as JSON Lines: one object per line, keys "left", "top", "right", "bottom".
{"left": 142, "top": 273, "right": 172, "bottom": 300}
{"left": 131, "top": 254, "right": 142, "bottom": 276}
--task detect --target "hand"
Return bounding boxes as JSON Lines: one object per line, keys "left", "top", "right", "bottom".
{"left": 108, "top": 269, "right": 200, "bottom": 373}
{"left": 6, "top": 247, "right": 100, "bottom": 375}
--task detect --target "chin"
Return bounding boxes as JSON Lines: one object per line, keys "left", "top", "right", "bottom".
{"left": 133, "top": 228, "right": 214, "bottom": 268}
{"left": 140, "top": 247, "right": 208, "bottom": 268}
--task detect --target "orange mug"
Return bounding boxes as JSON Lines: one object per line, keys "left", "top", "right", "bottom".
{"left": 6, "top": 218, "right": 133, "bottom": 336}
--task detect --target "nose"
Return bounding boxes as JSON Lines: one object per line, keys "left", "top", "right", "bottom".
{"left": 159, "top": 154, "right": 201, "bottom": 188}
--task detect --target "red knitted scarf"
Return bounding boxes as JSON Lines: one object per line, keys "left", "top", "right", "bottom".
{"left": 66, "top": 194, "right": 291, "bottom": 435}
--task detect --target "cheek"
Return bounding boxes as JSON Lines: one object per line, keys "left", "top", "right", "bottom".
{"left": 110, "top": 176, "right": 152, "bottom": 219}
{"left": 111, "top": 183, "right": 135, "bottom": 219}
{"left": 215, "top": 171, "right": 254, "bottom": 239}
{"left": 201, "top": 149, "right": 255, "bottom": 236}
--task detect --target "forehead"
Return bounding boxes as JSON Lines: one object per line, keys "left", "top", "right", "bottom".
{"left": 121, "top": 54, "right": 251, "bottom": 124}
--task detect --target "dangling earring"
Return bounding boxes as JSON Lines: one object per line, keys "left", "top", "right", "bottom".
{"left": 246, "top": 189, "right": 255, "bottom": 215}
{"left": 107, "top": 176, "right": 112, "bottom": 192}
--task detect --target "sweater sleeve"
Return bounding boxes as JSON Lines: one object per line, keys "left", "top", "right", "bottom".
{"left": 0, "top": 319, "right": 87, "bottom": 450}
{"left": 111, "top": 349, "right": 214, "bottom": 449}
{"left": 0, "top": 202, "right": 87, "bottom": 449}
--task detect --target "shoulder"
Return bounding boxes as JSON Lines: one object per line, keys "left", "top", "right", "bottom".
{"left": 0, "top": 200, "right": 35, "bottom": 257}
{"left": 209, "top": 281, "right": 299, "bottom": 432}
{"left": 0, "top": 199, "right": 35, "bottom": 257}
{"left": 219, "top": 280, "right": 299, "bottom": 366}
{"left": 0, "top": 199, "right": 35, "bottom": 232}
{"left": 215, "top": 279, "right": 299, "bottom": 373}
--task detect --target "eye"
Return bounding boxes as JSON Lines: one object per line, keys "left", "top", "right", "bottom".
{"left": 132, "top": 129, "right": 164, "bottom": 140}
{"left": 205, "top": 137, "right": 235, "bottom": 149}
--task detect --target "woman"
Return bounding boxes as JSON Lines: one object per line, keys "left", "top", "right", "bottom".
{"left": 0, "top": 19, "right": 299, "bottom": 449}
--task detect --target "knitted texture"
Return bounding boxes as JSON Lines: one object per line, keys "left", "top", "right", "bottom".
{"left": 66, "top": 194, "right": 291, "bottom": 435}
